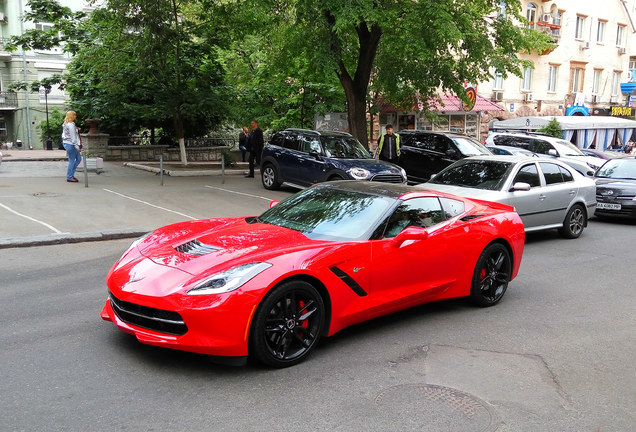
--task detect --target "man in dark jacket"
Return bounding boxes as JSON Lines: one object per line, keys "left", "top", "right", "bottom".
{"left": 246, "top": 120, "right": 264, "bottom": 178}
{"left": 376, "top": 124, "right": 400, "bottom": 164}
{"left": 238, "top": 126, "right": 249, "bottom": 162}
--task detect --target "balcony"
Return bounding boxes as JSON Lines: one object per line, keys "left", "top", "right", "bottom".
{"left": 0, "top": 37, "right": 13, "bottom": 61}
{"left": 0, "top": 92, "right": 18, "bottom": 110}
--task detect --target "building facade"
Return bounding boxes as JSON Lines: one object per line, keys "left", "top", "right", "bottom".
{"left": 479, "top": 0, "right": 636, "bottom": 124}
{"left": 0, "top": 0, "right": 96, "bottom": 149}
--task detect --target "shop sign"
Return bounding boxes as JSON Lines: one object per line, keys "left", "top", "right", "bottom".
{"left": 611, "top": 106, "right": 634, "bottom": 117}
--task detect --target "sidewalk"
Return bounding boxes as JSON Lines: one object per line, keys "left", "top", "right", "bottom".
{"left": 0, "top": 152, "right": 259, "bottom": 249}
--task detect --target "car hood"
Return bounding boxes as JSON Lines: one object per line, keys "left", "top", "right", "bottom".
{"left": 562, "top": 155, "right": 604, "bottom": 170}
{"left": 137, "top": 217, "right": 326, "bottom": 276}
{"left": 595, "top": 178, "right": 636, "bottom": 195}
{"left": 333, "top": 157, "right": 403, "bottom": 173}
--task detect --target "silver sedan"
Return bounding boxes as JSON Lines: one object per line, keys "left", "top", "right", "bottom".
{"left": 419, "top": 155, "right": 597, "bottom": 238}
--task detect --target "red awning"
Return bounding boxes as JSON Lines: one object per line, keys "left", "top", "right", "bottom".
{"left": 380, "top": 94, "right": 504, "bottom": 113}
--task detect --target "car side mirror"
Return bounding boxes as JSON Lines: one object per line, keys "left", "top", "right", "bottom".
{"left": 391, "top": 226, "right": 429, "bottom": 247}
{"left": 269, "top": 200, "right": 280, "bottom": 208}
{"left": 510, "top": 182, "right": 531, "bottom": 192}
{"left": 446, "top": 148, "right": 458, "bottom": 158}
{"left": 548, "top": 149, "right": 558, "bottom": 156}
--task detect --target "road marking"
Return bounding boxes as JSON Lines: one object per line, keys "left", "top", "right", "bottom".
{"left": 0, "top": 202, "right": 64, "bottom": 234}
{"left": 102, "top": 189, "right": 197, "bottom": 220}
{"left": 204, "top": 186, "right": 275, "bottom": 202}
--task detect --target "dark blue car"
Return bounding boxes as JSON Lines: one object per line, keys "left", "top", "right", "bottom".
{"left": 260, "top": 129, "right": 407, "bottom": 190}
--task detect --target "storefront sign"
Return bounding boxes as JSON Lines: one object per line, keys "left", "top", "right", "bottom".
{"left": 610, "top": 106, "right": 634, "bottom": 117}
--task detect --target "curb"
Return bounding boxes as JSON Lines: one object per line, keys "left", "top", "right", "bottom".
{"left": 0, "top": 228, "right": 149, "bottom": 249}
{"left": 124, "top": 162, "right": 248, "bottom": 177}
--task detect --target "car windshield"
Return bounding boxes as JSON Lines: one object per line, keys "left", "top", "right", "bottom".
{"left": 553, "top": 140, "right": 585, "bottom": 156}
{"left": 595, "top": 159, "right": 636, "bottom": 180}
{"left": 259, "top": 186, "right": 394, "bottom": 241}
{"left": 452, "top": 137, "right": 492, "bottom": 156}
{"left": 429, "top": 159, "right": 514, "bottom": 190}
{"left": 322, "top": 137, "right": 371, "bottom": 159}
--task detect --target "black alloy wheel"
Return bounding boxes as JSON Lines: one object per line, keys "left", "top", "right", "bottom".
{"left": 261, "top": 164, "right": 281, "bottom": 190}
{"left": 250, "top": 281, "right": 324, "bottom": 367}
{"left": 470, "top": 243, "right": 511, "bottom": 307}
{"left": 559, "top": 204, "right": 586, "bottom": 239}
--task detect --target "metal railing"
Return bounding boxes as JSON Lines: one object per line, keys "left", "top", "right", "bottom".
{"left": 0, "top": 92, "right": 18, "bottom": 109}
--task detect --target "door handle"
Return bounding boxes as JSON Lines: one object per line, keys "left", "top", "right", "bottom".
{"left": 569, "top": 190, "right": 576, "bottom": 195}
{"left": 539, "top": 194, "right": 546, "bottom": 201}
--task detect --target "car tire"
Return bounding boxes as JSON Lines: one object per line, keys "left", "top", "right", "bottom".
{"left": 327, "top": 174, "right": 345, "bottom": 181}
{"left": 250, "top": 281, "right": 325, "bottom": 368}
{"left": 261, "top": 164, "right": 281, "bottom": 190}
{"left": 558, "top": 204, "right": 586, "bottom": 239}
{"left": 469, "top": 243, "right": 511, "bottom": 307}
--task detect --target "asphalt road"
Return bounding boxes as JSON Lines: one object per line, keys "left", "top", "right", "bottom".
{"left": 1, "top": 160, "right": 635, "bottom": 431}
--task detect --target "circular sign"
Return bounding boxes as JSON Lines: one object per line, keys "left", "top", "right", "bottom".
{"left": 463, "top": 87, "right": 477, "bottom": 111}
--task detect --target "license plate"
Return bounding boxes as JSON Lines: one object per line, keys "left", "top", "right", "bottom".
{"left": 596, "top": 202, "right": 621, "bottom": 210}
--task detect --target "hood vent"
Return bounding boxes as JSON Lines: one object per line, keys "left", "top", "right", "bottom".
{"left": 175, "top": 239, "right": 220, "bottom": 256}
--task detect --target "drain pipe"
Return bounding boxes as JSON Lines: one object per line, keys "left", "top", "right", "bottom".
{"left": 18, "top": 0, "right": 33, "bottom": 149}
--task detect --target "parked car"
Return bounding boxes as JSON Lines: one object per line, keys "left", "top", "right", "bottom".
{"left": 486, "top": 131, "right": 604, "bottom": 176}
{"left": 487, "top": 145, "right": 537, "bottom": 157}
{"left": 421, "top": 155, "right": 597, "bottom": 238}
{"left": 594, "top": 157, "right": 636, "bottom": 219}
{"left": 101, "top": 181, "right": 525, "bottom": 367}
{"left": 581, "top": 148, "right": 629, "bottom": 160}
{"left": 395, "top": 130, "right": 492, "bottom": 183}
{"left": 260, "top": 129, "right": 406, "bottom": 190}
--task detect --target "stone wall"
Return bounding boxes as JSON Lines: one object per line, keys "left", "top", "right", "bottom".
{"left": 81, "top": 133, "right": 231, "bottom": 162}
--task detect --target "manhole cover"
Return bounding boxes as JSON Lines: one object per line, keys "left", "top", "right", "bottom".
{"left": 374, "top": 384, "right": 499, "bottom": 432}
{"left": 33, "top": 192, "right": 62, "bottom": 198}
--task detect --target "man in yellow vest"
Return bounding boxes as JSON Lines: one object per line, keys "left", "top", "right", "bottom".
{"left": 376, "top": 124, "right": 400, "bottom": 164}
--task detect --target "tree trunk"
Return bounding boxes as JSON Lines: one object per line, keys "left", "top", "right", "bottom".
{"left": 333, "top": 21, "right": 382, "bottom": 149}
{"left": 173, "top": 112, "right": 187, "bottom": 166}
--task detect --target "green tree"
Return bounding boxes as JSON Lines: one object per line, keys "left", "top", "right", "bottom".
{"left": 235, "top": 0, "right": 552, "bottom": 146}
{"left": 36, "top": 108, "right": 66, "bottom": 146}
{"left": 8, "top": 0, "right": 232, "bottom": 165}
{"left": 536, "top": 118, "right": 562, "bottom": 138}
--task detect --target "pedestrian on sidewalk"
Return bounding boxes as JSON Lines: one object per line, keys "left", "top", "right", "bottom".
{"left": 376, "top": 124, "right": 400, "bottom": 164}
{"left": 238, "top": 126, "right": 249, "bottom": 162}
{"left": 62, "top": 110, "right": 82, "bottom": 182}
{"left": 246, "top": 120, "right": 264, "bottom": 178}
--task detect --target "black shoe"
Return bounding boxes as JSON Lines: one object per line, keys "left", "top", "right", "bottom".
{"left": 244, "top": 174, "right": 254, "bottom": 178}
{"left": 67, "top": 178, "right": 79, "bottom": 183}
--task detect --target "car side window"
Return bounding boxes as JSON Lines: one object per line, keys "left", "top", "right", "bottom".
{"left": 298, "top": 135, "right": 322, "bottom": 154}
{"left": 495, "top": 135, "right": 532, "bottom": 149}
{"left": 539, "top": 162, "right": 564, "bottom": 184}
{"left": 439, "top": 197, "right": 465, "bottom": 219}
{"left": 559, "top": 165, "right": 574, "bottom": 182}
{"left": 532, "top": 140, "right": 553, "bottom": 155}
{"left": 432, "top": 136, "right": 450, "bottom": 154}
{"left": 283, "top": 135, "right": 299, "bottom": 150}
{"left": 513, "top": 163, "right": 541, "bottom": 187}
{"left": 413, "top": 134, "right": 435, "bottom": 151}
{"left": 270, "top": 133, "right": 285, "bottom": 147}
{"left": 383, "top": 197, "right": 446, "bottom": 238}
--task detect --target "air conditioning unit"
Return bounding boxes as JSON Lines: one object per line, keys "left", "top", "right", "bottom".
{"left": 541, "top": 14, "right": 551, "bottom": 22}
{"left": 618, "top": 47, "right": 627, "bottom": 55}
{"left": 592, "top": 94, "right": 600, "bottom": 103}
{"left": 492, "top": 91, "right": 504, "bottom": 102}
{"left": 524, "top": 93, "right": 534, "bottom": 102}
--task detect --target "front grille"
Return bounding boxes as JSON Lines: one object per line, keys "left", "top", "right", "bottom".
{"left": 371, "top": 174, "right": 405, "bottom": 184}
{"left": 109, "top": 293, "right": 188, "bottom": 336}
{"left": 175, "top": 239, "right": 219, "bottom": 256}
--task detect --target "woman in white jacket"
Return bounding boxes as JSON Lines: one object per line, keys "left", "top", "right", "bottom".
{"left": 61, "top": 110, "right": 82, "bottom": 182}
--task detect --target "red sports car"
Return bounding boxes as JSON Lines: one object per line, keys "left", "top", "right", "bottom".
{"left": 101, "top": 181, "right": 525, "bottom": 367}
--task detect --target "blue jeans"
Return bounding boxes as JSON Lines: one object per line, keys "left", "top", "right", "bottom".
{"left": 63, "top": 143, "right": 82, "bottom": 180}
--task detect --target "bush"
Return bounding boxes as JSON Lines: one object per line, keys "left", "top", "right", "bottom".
{"left": 536, "top": 118, "right": 562, "bottom": 138}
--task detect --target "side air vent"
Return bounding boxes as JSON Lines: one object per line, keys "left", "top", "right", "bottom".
{"left": 460, "top": 214, "right": 484, "bottom": 222}
{"left": 175, "top": 239, "right": 220, "bottom": 256}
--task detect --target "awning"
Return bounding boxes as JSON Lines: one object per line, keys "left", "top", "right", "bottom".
{"left": 380, "top": 94, "right": 504, "bottom": 113}
{"left": 493, "top": 115, "right": 636, "bottom": 130}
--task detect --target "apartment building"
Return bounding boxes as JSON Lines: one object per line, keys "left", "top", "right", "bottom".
{"left": 0, "top": 0, "right": 97, "bottom": 149}
{"left": 480, "top": 0, "right": 636, "bottom": 126}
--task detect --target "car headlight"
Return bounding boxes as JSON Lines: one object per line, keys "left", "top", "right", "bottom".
{"left": 186, "top": 262, "right": 272, "bottom": 295}
{"left": 400, "top": 168, "right": 407, "bottom": 179}
{"left": 347, "top": 167, "right": 371, "bottom": 180}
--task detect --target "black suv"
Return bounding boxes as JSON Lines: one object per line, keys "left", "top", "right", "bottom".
{"left": 396, "top": 130, "right": 492, "bottom": 183}
{"left": 260, "top": 129, "right": 407, "bottom": 190}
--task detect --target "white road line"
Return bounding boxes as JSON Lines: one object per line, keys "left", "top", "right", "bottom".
{"left": 0, "top": 202, "right": 64, "bottom": 234}
{"left": 205, "top": 186, "right": 275, "bottom": 202}
{"left": 103, "top": 189, "right": 197, "bottom": 220}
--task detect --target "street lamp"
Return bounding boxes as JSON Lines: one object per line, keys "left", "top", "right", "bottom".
{"left": 43, "top": 86, "right": 53, "bottom": 150}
